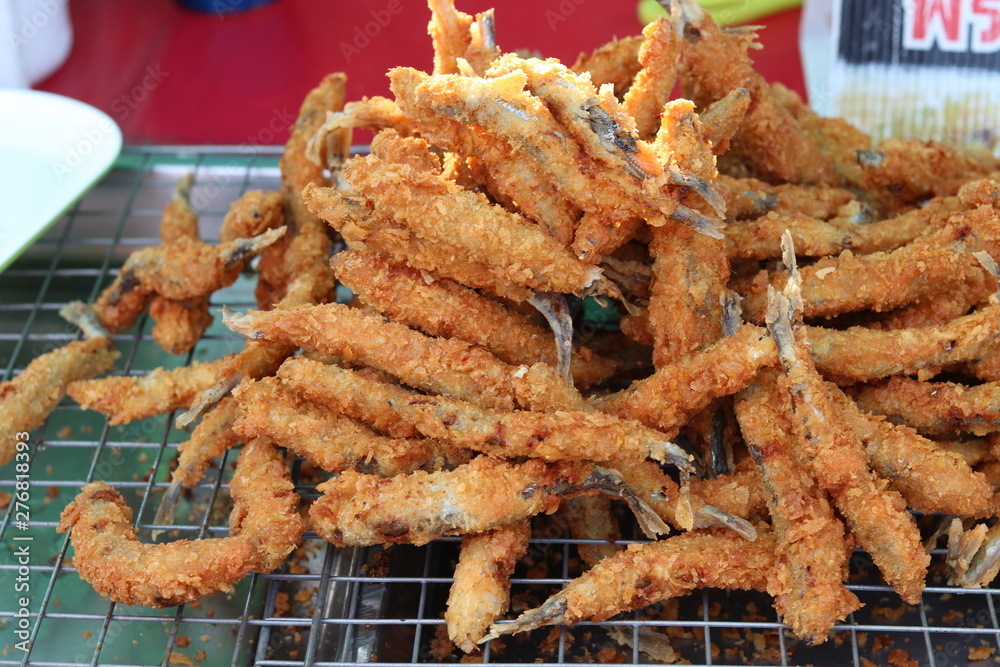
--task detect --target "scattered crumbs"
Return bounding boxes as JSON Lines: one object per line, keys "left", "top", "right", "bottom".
{"left": 46, "top": 465, "right": 53, "bottom": 474}
{"left": 206, "top": 608, "right": 215, "bottom": 618}
{"left": 539, "top": 626, "right": 562, "bottom": 654}
{"left": 200, "top": 635, "right": 211, "bottom": 643}
{"left": 176, "top": 636, "right": 190, "bottom": 649}
{"left": 459, "top": 655, "right": 484, "bottom": 664}
{"left": 139, "top": 452, "right": 148, "bottom": 463}
{"left": 969, "top": 645, "right": 995, "bottom": 660}
{"left": 54, "top": 599, "right": 60, "bottom": 607}
{"left": 752, "top": 632, "right": 766, "bottom": 652}
{"left": 857, "top": 632, "right": 869, "bottom": 647}
{"left": 47, "top": 486, "right": 59, "bottom": 499}
{"left": 0, "top": 491, "right": 10, "bottom": 510}
{"left": 274, "top": 592, "right": 290, "bottom": 617}
{"left": 861, "top": 659, "right": 878, "bottom": 667}
{"left": 870, "top": 605, "right": 907, "bottom": 622}
{"left": 288, "top": 651, "right": 298, "bottom": 659}
{"left": 81, "top": 425, "right": 92, "bottom": 434}
{"left": 429, "top": 624, "right": 455, "bottom": 661}
{"left": 57, "top": 426, "right": 72, "bottom": 439}
{"left": 710, "top": 642, "right": 720, "bottom": 659}
{"left": 133, "top": 640, "right": 138, "bottom": 645}
{"left": 942, "top": 609, "right": 965, "bottom": 623}
{"left": 708, "top": 601, "right": 722, "bottom": 616}
{"left": 193, "top": 650, "right": 206, "bottom": 662}
{"left": 720, "top": 628, "right": 740, "bottom": 641}
{"left": 595, "top": 646, "right": 625, "bottom": 663}
{"left": 82, "top": 630, "right": 92, "bottom": 640}
{"left": 940, "top": 593, "right": 953, "bottom": 602}
{"left": 887, "top": 648, "right": 918, "bottom": 667}
{"left": 873, "top": 635, "right": 894, "bottom": 652}
{"left": 189, "top": 600, "right": 202, "bottom": 609}
{"left": 168, "top": 653, "right": 196, "bottom": 667}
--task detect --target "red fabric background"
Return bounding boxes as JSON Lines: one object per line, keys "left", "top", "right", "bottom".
{"left": 40, "top": 0, "right": 805, "bottom": 145}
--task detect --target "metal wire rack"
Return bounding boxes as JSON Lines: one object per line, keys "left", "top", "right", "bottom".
{"left": 2, "top": 146, "right": 1000, "bottom": 667}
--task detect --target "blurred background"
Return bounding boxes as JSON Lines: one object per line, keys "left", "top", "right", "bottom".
{"left": 22, "top": 0, "right": 808, "bottom": 145}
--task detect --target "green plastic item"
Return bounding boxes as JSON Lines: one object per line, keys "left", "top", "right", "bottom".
{"left": 637, "top": 0, "right": 802, "bottom": 26}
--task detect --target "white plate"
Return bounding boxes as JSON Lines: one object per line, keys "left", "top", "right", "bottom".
{"left": 0, "top": 90, "right": 122, "bottom": 272}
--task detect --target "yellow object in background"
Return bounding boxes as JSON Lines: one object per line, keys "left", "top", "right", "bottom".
{"left": 637, "top": 0, "right": 802, "bottom": 26}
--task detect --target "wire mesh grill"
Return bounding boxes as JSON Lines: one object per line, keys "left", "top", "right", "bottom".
{"left": 2, "top": 147, "right": 1000, "bottom": 666}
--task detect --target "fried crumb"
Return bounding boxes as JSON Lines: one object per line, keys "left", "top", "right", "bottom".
{"left": 47, "top": 486, "right": 59, "bottom": 499}
{"left": 887, "top": 648, "right": 918, "bottom": 667}
{"left": 274, "top": 591, "right": 290, "bottom": 617}
{"left": 873, "top": 635, "right": 894, "bottom": 652}
{"left": 57, "top": 426, "right": 72, "bottom": 439}
{"left": 0, "top": 491, "right": 10, "bottom": 510}
{"left": 82, "top": 630, "right": 92, "bottom": 640}
{"left": 294, "top": 587, "right": 315, "bottom": 605}
{"left": 942, "top": 609, "right": 965, "bottom": 623}
{"left": 539, "top": 626, "right": 563, "bottom": 654}
{"left": 596, "top": 646, "right": 625, "bottom": 663}
{"left": 969, "top": 645, "right": 995, "bottom": 660}
{"left": 861, "top": 659, "right": 878, "bottom": 667}
{"left": 200, "top": 635, "right": 210, "bottom": 643}
{"left": 430, "top": 624, "right": 456, "bottom": 661}
{"left": 194, "top": 650, "right": 206, "bottom": 662}
{"left": 176, "top": 636, "right": 190, "bottom": 648}
{"left": 870, "top": 605, "right": 908, "bottom": 622}
{"left": 168, "top": 654, "right": 196, "bottom": 667}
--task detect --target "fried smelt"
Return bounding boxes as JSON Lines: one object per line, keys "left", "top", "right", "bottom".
{"left": 734, "top": 369, "right": 859, "bottom": 644}
{"left": 93, "top": 226, "right": 286, "bottom": 333}
{"left": 149, "top": 296, "right": 213, "bottom": 356}
{"left": 805, "top": 298, "right": 1000, "bottom": 384}
{"left": 858, "top": 137, "right": 999, "bottom": 203}
{"left": 0, "top": 302, "right": 118, "bottom": 465}
{"left": 339, "top": 153, "right": 608, "bottom": 298}
{"left": 700, "top": 87, "right": 750, "bottom": 155}
{"left": 224, "top": 303, "right": 590, "bottom": 413}
{"left": 739, "top": 185, "right": 1000, "bottom": 321}
{"left": 446, "top": 519, "right": 531, "bottom": 653}
{"left": 149, "top": 175, "right": 213, "bottom": 354}
{"left": 768, "top": 288, "right": 929, "bottom": 604}
{"left": 150, "top": 397, "right": 242, "bottom": 538}
{"left": 233, "top": 376, "right": 467, "bottom": 475}
{"left": 715, "top": 174, "right": 856, "bottom": 221}
{"left": 277, "top": 357, "right": 693, "bottom": 470}
{"left": 309, "top": 457, "right": 669, "bottom": 548}
{"left": 571, "top": 35, "right": 644, "bottom": 98}
{"left": 852, "top": 377, "right": 1000, "bottom": 437}
{"left": 674, "top": 0, "right": 834, "bottom": 184}
{"left": 56, "top": 439, "right": 305, "bottom": 608}
{"left": 483, "top": 529, "right": 776, "bottom": 641}
{"left": 947, "top": 519, "right": 1000, "bottom": 588}
{"left": 618, "top": 460, "right": 759, "bottom": 539}
{"left": 333, "top": 249, "right": 616, "bottom": 388}
{"left": 598, "top": 322, "right": 777, "bottom": 437}
{"left": 390, "top": 68, "right": 581, "bottom": 247}
{"left": 622, "top": 18, "right": 679, "bottom": 140}
{"left": 563, "top": 497, "right": 623, "bottom": 568}
{"left": 67, "top": 360, "right": 225, "bottom": 425}
{"left": 408, "top": 68, "right": 716, "bottom": 237}
{"left": 827, "top": 384, "right": 994, "bottom": 517}
{"left": 218, "top": 189, "right": 285, "bottom": 243}
{"left": 257, "top": 72, "right": 343, "bottom": 309}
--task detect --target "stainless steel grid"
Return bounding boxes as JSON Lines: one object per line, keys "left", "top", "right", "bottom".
{"left": 2, "top": 147, "right": 1000, "bottom": 666}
